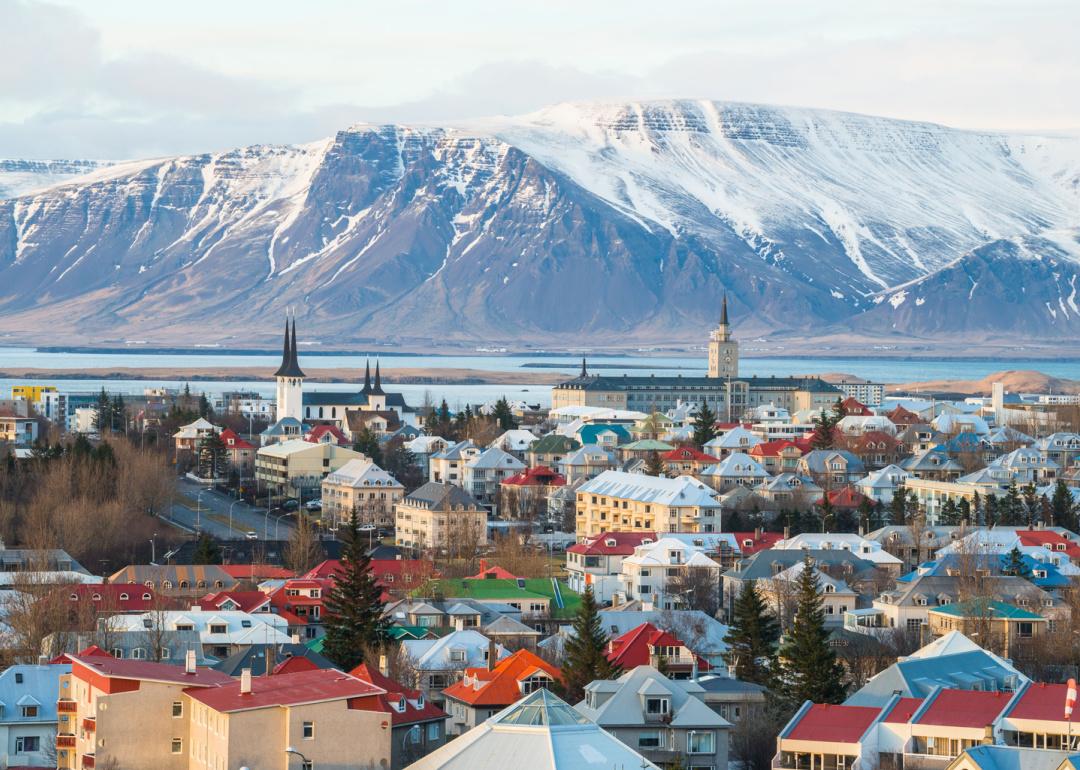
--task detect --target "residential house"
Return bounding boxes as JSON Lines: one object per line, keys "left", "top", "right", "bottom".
{"left": 576, "top": 665, "right": 730, "bottom": 770}
{"left": 566, "top": 531, "right": 657, "bottom": 603}
{"left": 401, "top": 630, "right": 510, "bottom": 704}
{"left": 258, "top": 415, "right": 303, "bottom": 446}
{"left": 758, "top": 560, "right": 859, "bottom": 628}
{"left": 695, "top": 673, "right": 768, "bottom": 724}
{"left": 575, "top": 470, "right": 724, "bottom": 538}
{"left": 395, "top": 482, "right": 488, "bottom": 554}
{"left": 926, "top": 600, "right": 1049, "bottom": 648}
{"left": 429, "top": 440, "right": 481, "bottom": 485}
{"left": 527, "top": 434, "right": 581, "bottom": 469}
{"left": 662, "top": 446, "right": 721, "bottom": 476}
{"left": 699, "top": 452, "right": 771, "bottom": 492}
{"left": 755, "top": 474, "right": 823, "bottom": 511}
{"left": 856, "top": 465, "right": 912, "bottom": 505}
{"left": 499, "top": 466, "right": 566, "bottom": 521}
{"left": 989, "top": 448, "right": 1059, "bottom": 484}
{"left": 491, "top": 429, "right": 538, "bottom": 461}
{"left": 217, "top": 428, "right": 256, "bottom": 475}
{"left": 843, "top": 431, "right": 904, "bottom": 470}
{"left": 266, "top": 577, "right": 333, "bottom": 640}
{"left": 303, "top": 423, "right": 351, "bottom": 446}
{"left": 749, "top": 440, "right": 805, "bottom": 475}
{"left": 212, "top": 642, "right": 335, "bottom": 676}
{"left": 559, "top": 444, "right": 616, "bottom": 484}
{"left": 705, "top": 427, "right": 763, "bottom": 458}
{"left": 463, "top": 446, "right": 526, "bottom": 512}
{"left": 173, "top": 417, "right": 221, "bottom": 459}
{"left": 616, "top": 537, "right": 722, "bottom": 610}
{"left": 442, "top": 648, "right": 561, "bottom": 735}
{"left": 106, "top": 609, "right": 291, "bottom": 660}
{"left": 0, "top": 660, "right": 69, "bottom": 768}
{"left": 1035, "top": 433, "right": 1080, "bottom": 469}
{"left": 407, "top": 435, "right": 449, "bottom": 470}
{"left": 107, "top": 565, "right": 239, "bottom": 598}
{"left": 606, "top": 622, "right": 711, "bottom": 679}
{"left": 575, "top": 423, "right": 632, "bottom": 452}
{"left": 321, "top": 458, "right": 405, "bottom": 529}
{"left": 797, "top": 449, "right": 867, "bottom": 487}
{"left": 902, "top": 448, "right": 965, "bottom": 481}
{"left": 770, "top": 532, "right": 904, "bottom": 572}
{"left": 351, "top": 662, "right": 450, "bottom": 769}
{"left": 0, "top": 414, "right": 37, "bottom": 445}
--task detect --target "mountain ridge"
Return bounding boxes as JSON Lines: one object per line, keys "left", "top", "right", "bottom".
{"left": 1, "top": 99, "right": 1079, "bottom": 348}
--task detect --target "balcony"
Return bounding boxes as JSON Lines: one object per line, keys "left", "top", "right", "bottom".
{"left": 58, "top": 699, "right": 78, "bottom": 713}
{"left": 56, "top": 734, "right": 76, "bottom": 748}
{"left": 82, "top": 717, "right": 96, "bottom": 732}
{"left": 82, "top": 756, "right": 95, "bottom": 769}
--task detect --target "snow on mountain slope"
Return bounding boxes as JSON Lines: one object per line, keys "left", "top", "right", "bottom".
{"left": 0, "top": 159, "right": 112, "bottom": 200}
{"left": 1, "top": 100, "right": 1080, "bottom": 347}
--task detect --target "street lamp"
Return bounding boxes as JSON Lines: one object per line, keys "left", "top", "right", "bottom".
{"left": 195, "top": 490, "right": 205, "bottom": 533}
{"left": 285, "top": 747, "right": 310, "bottom": 768}
{"left": 228, "top": 499, "right": 243, "bottom": 538}
{"left": 275, "top": 511, "right": 293, "bottom": 540}
{"left": 149, "top": 532, "right": 158, "bottom": 564}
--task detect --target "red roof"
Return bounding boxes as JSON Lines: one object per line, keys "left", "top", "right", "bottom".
{"left": 815, "top": 486, "right": 873, "bottom": 510}
{"left": 883, "top": 697, "right": 924, "bottom": 724}
{"left": 886, "top": 405, "right": 922, "bottom": 426}
{"left": 272, "top": 656, "right": 320, "bottom": 675}
{"left": 501, "top": 466, "right": 567, "bottom": 487}
{"left": 567, "top": 531, "right": 657, "bottom": 556}
{"left": 66, "top": 584, "right": 161, "bottom": 612}
{"left": 1007, "top": 682, "right": 1070, "bottom": 721}
{"left": 1017, "top": 531, "right": 1080, "bottom": 559}
{"left": 70, "top": 655, "right": 233, "bottom": 687}
{"left": 442, "top": 649, "right": 561, "bottom": 707}
{"left": 187, "top": 668, "right": 382, "bottom": 712}
{"left": 792, "top": 436, "right": 815, "bottom": 453}
{"left": 661, "top": 446, "right": 720, "bottom": 464}
{"left": 350, "top": 663, "right": 448, "bottom": 725}
{"left": 840, "top": 398, "right": 874, "bottom": 417}
{"left": 916, "top": 689, "right": 1012, "bottom": 728}
{"left": 304, "top": 424, "right": 351, "bottom": 446}
{"left": 786, "top": 704, "right": 880, "bottom": 743}
{"left": 731, "top": 531, "right": 784, "bottom": 555}
{"left": 750, "top": 439, "right": 801, "bottom": 458}
{"left": 305, "top": 559, "right": 343, "bottom": 579}
{"left": 845, "top": 431, "right": 902, "bottom": 453}
{"left": 468, "top": 559, "right": 520, "bottom": 580}
{"left": 219, "top": 428, "right": 255, "bottom": 451}
{"left": 606, "top": 622, "right": 710, "bottom": 672}
{"left": 218, "top": 564, "right": 296, "bottom": 581}
{"left": 200, "top": 590, "right": 271, "bottom": 614}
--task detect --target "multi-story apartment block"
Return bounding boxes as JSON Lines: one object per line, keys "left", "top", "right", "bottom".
{"left": 462, "top": 446, "right": 525, "bottom": 511}
{"left": 254, "top": 439, "right": 364, "bottom": 499}
{"left": 395, "top": 482, "right": 487, "bottom": 553}
{"left": 616, "top": 537, "right": 723, "bottom": 610}
{"left": 428, "top": 440, "right": 481, "bottom": 485}
{"left": 575, "top": 470, "right": 723, "bottom": 538}
{"left": 321, "top": 458, "right": 404, "bottom": 529}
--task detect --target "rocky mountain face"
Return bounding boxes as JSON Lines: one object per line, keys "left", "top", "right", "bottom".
{"left": 0, "top": 159, "right": 110, "bottom": 199}
{"left": 0, "top": 101, "right": 1079, "bottom": 347}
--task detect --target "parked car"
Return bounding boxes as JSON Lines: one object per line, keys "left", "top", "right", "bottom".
{"left": 245, "top": 531, "right": 259, "bottom": 540}
{"left": 305, "top": 499, "right": 322, "bottom": 511}
{"left": 282, "top": 499, "right": 300, "bottom": 511}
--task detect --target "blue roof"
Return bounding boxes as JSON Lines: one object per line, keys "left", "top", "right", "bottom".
{"left": 846, "top": 649, "right": 1021, "bottom": 706}
{"left": 577, "top": 423, "right": 631, "bottom": 446}
{"left": 0, "top": 663, "right": 70, "bottom": 724}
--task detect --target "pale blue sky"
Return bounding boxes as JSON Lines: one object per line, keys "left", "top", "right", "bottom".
{"left": 3, "top": 0, "right": 1078, "bottom": 158}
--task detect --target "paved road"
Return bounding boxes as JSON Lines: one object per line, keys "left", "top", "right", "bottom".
{"left": 167, "top": 479, "right": 299, "bottom": 541}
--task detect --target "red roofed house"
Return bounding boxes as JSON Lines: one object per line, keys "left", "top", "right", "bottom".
{"left": 217, "top": 563, "right": 296, "bottom": 584}
{"left": 815, "top": 486, "right": 874, "bottom": 512}
{"left": 304, "top": 423, "right": 351, "bottom": 446}
{"left": 498, "top": 465, "right": 566, "bottom": 520}
{"left": 350, "top": 662, "right": 449, "bottom": 768}
{"left": 999, "top": 681, "right": 1076, "bottom": 748}
{"left": 305, "top": 558, "right": 438, "bottom": 600}
{"left": 198, "top": 590, "right": 272, "bottom": 614}
{"left": 441, "top": 648, "right": 561, "bottom": 736}
{"left": 662, "top": 446, "right": 721, "bottom": 475}
{"left": 565, "top": 531, "right": 657, "bottom": 602}
{"left": 65, "top": 584, "right": 162, "bottom": 619}
{"left": 266, "top": 578, "right": 333, "bottom": 640}
{"left": 58, "top": 651, "right": 234, "bottom": 770}
{"left": 749, "top": 440, "right": 805, "bottom": 475}
{"left": 778, "top": 703, "right": 882, "bottom": 770}
{"left": 468, "top": 559, "right": 520, "bottom": 580}
{"left": 908, "top": 688, "right": 1014, "bottom": 755}
{"left": 1016, "top": 530, "right": 1080, "bottom": 564}
{"left": 605, "top": 622, "right": 710, "bottom": 679}
{"left": 730, "top": 530, "right": 784, "bottom": 556}
{"left": 184, "top": 667, "right": 395, "bottom": 770}
{"left": 840, "top": 398, "right": 874, "bottom": 417}
{"left": 887, "top": 405, "right": 924, "bottom": 427}
{"left": 218, "top": 428, "right": 255, "bottom": 473}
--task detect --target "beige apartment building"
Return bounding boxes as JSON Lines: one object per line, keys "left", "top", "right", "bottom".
{"left": 255, "top": 439, "right": 364, "bottom": 500}
{"left": 321, "top": 458, "right": 405, "bottom": 529}
{"left": 574, "top": 470, "right": 723, "bottom": 538}
{"left": 395, "top": 482, "right": 488, "bottom": 554}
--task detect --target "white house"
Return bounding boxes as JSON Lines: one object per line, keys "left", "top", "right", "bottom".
{"left": 616, "top": 537, "right": 722, "bottom": 610}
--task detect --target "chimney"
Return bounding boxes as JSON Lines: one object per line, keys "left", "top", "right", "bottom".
{"left": 691, "top": 659, "right": 698, "bottom": 681}
{"left": 291, "top": 633, "right": 300, "bottom": 644}
{"left": 240, "top": 668, "right": 252, "bottom": 695}
{"left": 783, "top": 526, "right": 790, "bottom": 540}
{"left": 185, "top": 650, "right": 196, "bottom": 674}
{"left": 858, "top": 524, "right": 865, "bottom": 536}
{"left": 982, "top": 725, "right": 994, "bottom": 746}
{"left": 379, "top": 654, "right": 389, "bottom": 677}
{"left": 478, "top": 558, "right": 488, "bottom": 574}
{"left": 754, "top": 526, "right": 762, "bottom": 539}
{"left": 487, "top": 640, "right": 497, "bottom": 671}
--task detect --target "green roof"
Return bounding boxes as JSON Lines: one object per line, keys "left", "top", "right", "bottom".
{"left": 929, "top": 599, "right": 1045, "bottom": 621}
{"left": 530, "top": 435, "right": 581, "bottom": 454}
{"left": 413, "top": 578, "right": 581, "bottom": 619}
{"left": 621, "top": 439, "right": 675, "bottom": 451}
{"left": 387, "top": 625, "right": 434, "bottom": 640}
{"left": 305, "top": 636, "right": 325, "bottom": 653}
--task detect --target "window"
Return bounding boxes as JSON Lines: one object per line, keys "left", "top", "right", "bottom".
{"left": 409, "top": 725, "right": 422, "bottom": 744}
{"left": 172, "top": 701, "right": 183, "bottom": 718}
{"left": 14, "top": 672, "right": 23, "bottom": 683}
{"left": 171, "top": 738, "right": 183, "bottom": 754}
{"left": 131, "top": 648, "right": 147, "bottom": 660}
{"left": 688, "top": 731, "right": 715, "bottom": 754}
{"left": 20, "top": 705, "right": 38, "bottom": 718}
{"left": 303, "top": 721, "right": 314, "bottom": 739}
{"left": 645, "top": 697, "right": 670, "bottom": 715}
{"left": 302, "top": 762, "right": 313, "bottom": 770}
{"left": 209, "top": 624, "right": 228, "bottom": 635}
{"left": 142, "top": 592, "right": 152, "bottom": 601}
{"left": 15, "top": 736, "right": 40, "bottom": 753}
{"left": 639, "top": 730, "right": 664, "bottom": 748}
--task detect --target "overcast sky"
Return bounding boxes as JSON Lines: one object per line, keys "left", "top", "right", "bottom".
{"left": 3, "top": 0, "right": 1079, "bottom": 159}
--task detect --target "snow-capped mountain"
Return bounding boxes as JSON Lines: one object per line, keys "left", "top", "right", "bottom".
{"left": 1, "top": 100, "right": 1079, "bottom": 347}
{"left": 0, "top": 159, "right": 111, "bottom": 200}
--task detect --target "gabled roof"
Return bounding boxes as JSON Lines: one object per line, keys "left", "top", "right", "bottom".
{"left": 576, "top": 665, "right": 728, "bottom": 729}
{"left": 567, "top": 531, "right": 657, "bottom": 556}
{"left": 606, "top": 622, "right": 710, "bottom": 672}
{"left": 915, "top": 688, "right": 1014, "bottom": 728}
{"left": 404, "top": 482, "right": 483, "bottom": 511}
{"left": 304, "top": 424, "right": 350, "bottom": 445}
{"left": 816, "top": 486, "right": 873, "bottom": 509}
{"left": 69, "top": 654, "right": 233, "bottom": 688}
{"left": 443, "top": 649, "right": 561, "bottom": 707}
{"left": 530, "top": 434, "right": 581, "bottom": 454}
{"left": 750, "top": 439, "right": 801, "bottom": 458}
{"left": 661, "top": 446, "right": 720, "bottom": 463}
{"left": 785, "top": 703, "right": 880, "bottom": 743}
{"left": 350, "top": 663, "right": 447, "bottom": 725}
{"left": 186, "top": 668, "right": 381, "bottom": 713}
{"left": 467, "top": 446, "right": 526, "bottom": 471}
{"left": 218, "top": 428, "right": 255, "bottom": 451}
{"left": 501, "top": 466, "right": 566, "bottom": 487}
{"left": 577, "top": 470, "right": 721, "bottom": 508}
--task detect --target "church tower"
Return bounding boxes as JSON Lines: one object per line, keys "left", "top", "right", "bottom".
{"left": 707, "top": 294, "right": 739, "bottom": 378}
{"left": 274, "top": 313, "right": 305, "bottom": 422}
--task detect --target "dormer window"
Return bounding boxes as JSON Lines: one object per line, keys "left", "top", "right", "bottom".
{"left": 645, "top": 696, "right": 670, "bottom": 716}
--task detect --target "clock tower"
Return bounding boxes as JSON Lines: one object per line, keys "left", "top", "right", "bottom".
{"left": 707, "top": 294, "right": 739, "bottom": 378}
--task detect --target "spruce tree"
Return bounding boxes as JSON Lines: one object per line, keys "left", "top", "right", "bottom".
{"left": 1051, "top": 480, "right": 1077, "bottom": 530}
{"left": 774, "top": 555, "right": 846, "bottom": 711}
{"left": 322, "top": 511, "right": 391, "bottom": 670}
{"left": 890, "top": 484, "right": 907, "bottom": 526}
{"left": 192, "top": 533, "right": 222, "bottom": 565}
{"left": 111, "top": 394, "right": 126, "bottom": 433}
{"left": 492, "top": 397, "right": 516, "bottom": 430}
{"left": 809, "top": 410, "right": 835, "bottom": 450}
{"left": 93, "top": 388, "right": 112, "bottom": 434}
{"left": 1002, "top": 546, "right": 1032, "bottom": 580}
{"left": 644, "top": 450, "right": 667, "bottom": 477}
{"left": 1022, "top": 483, "right": 1040, "bottom": 526}
{"left": 1001, "top": 481, "right": 1023, "bottom": 525}
{"left": 723, "top": 581, "right": 780, "bottom": 686}
{"left": 939, "top": 498, "right": 961, "bottom": 525}
{"left": 692, "top": 402, "right": 718, "bottom": 447}
{"left": 198, "top": 432, "right": 228, "bottom": 479}
{"left": 352, "top": 427, "right": 383, "bottom": 465}
{"left": 561, "top": 586, "right": 621, "bottom": 702}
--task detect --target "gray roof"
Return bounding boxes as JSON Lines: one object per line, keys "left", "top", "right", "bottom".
{"left": 468, "top": 446, "right": 525, "bottom": 470}
{"left": 726, "top": 549, "right": 878, "bottom": 582}
{"left": 576, "top": 666, "right": 730, "bottom": 729}
{"left": 799, "top": 449, "right": 865, "bottom": 474}
{"left": 484, "top": 615, "right": 542, "bottom": 637}
{"left": 404, "top": 482, "right": 483, "bottom": 511}
{"left": 213, "top": 643, "right": 335, "bottom": 676}
{"left": 845, "top": 648, "right": 1025, "bottom": 706}
{"left": 432, "top": 440, "right": 477, "bottom": 461}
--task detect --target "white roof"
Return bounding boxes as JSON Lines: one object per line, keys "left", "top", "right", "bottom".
{"left": 406, "top": 435, "right": 448, "bottom": 454}
{"left": 858, "top": 464, "right": 912, "bottom": 489}
{"left": 493, "top": 429, "right": 538, "bottom": 451}
{"left": 256, "top": 438, "right": 335, "bottom": 459}
{"left": 771, "top": 533, "right": 902, "bottom": 565}
{"left": 323, "top": 458, "right": 402, "bottom": 489}
{"left": 408, "top": 688, "right": 659, "bottom": 770}
{"left": 577, "top": 471, "right": 721, "bottom": 508}
{"left": 467, "top": 446, "right": 526, "bottom": 471}
{"left": 173, "top": 417, "right": 220, "bottom": 439}
{"left": 701, "top": 452, "right": 770, "bottom": 479}
{"left": 403, "top": 630, "right": 508, "bottom": 670}
{"left": 623, "top": 537, "right": 721, "bottom": 569}
{"left": 704, "top": 426, "right": 762, "bottom": 450}
{"left": 836, "top": 415, "right": 897, "bottom": 435}
{"left": 109, "top": 610, "right": 291, "bottom": 645}
{"left": 549, "top": 406, "right": 649, "bottom": 422}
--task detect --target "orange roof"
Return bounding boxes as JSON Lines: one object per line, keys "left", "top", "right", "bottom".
{"left": 441, "top": 649, "right": 561, "bottom": 707}
{"left": 750, "top": 439, "right": 800, "bottom": 458}
{"left": 840, "top": 397, "right": 874, "bottom": 417}
{"left": 468, "top": 559, "right": 520, "bottom": 580}
{"left": 815, "top": 486, "right": 873, "bottom": 510}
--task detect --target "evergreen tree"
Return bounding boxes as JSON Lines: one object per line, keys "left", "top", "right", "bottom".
{"left": 111, "top": 394, "right": 125, "bottom": 433}
{"left": 692, "top": 402, "right": 719, "bottom": 447}
{"left": 198, "top": 393, "right": 212, "bottom": 418}
{"left": 1022, "top": 483, "right": 1040, "bottom": 526}
{"left": 352, "top": 427, "right": 383, "bottom": 465}
{"left": 723, "top": 581, "right": 780, "bottom": 686}
{"left": 857, "top": 498, "right": 874, "bottom": 533}
{"left": 192, "top": 533, "right": 222, "bottom": 565}
{"left": 809, "top": 410, "right": 835, "bottom": 450}
{"left": 1051, "top": 480, "right": 1077, "bottom": 530}
{"left": 938, "top": 498, "right": 961, "bottom": 525}
{"left": 644, "top": 450, "right": 667, "bottom": 477}
{"left": 831, "top": 397, "right": 847, "bottom": 424}
{"left": 561, "top": 586, "right": 621, "bottom": 702}
{"left": 1002, "top": 546, "right": 1032, "bottom": 580}
{"left": 1001, "top": 481, "right": 1023, "bottom": 525}
{"left": 818, "top": 494, "right": 836, "bottom": 532}
{"left": 890, "top": 484, "right": 907, "bottom": 526}
{"left": 322, "top": 511, "right": 391, "bottom": 670}
{"left": 436, "top": 400, "right": 452, "bottom": 435}
{"left": 958, "top": 497, "right": 972, "bottom": 524}
{"left": 198, "top": 432, "right": 228, "bottom": 479}
{"left": 93, "top": 388, "right": 112, "bottom": 434}
{"left": 774, "top": 555, "right": 846, "bottom": 711}
{"left": 984, "top": 493, "right": 999, "bottom": 526}
{"left": 492, "top": 397, "right": 516, "bottom": 430}
{"left": 972, "top": 491, "right": 983, "bottom": 525}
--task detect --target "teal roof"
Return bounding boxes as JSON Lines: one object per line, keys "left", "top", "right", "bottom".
{"left": 578, "top": 423, "right": 631, "bottom": 445}
{"left": 929, "top": 599, "right": 1044, "bottom": 621}
{"left": 621, "top": 439, "right": 675, "bottom": 451}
